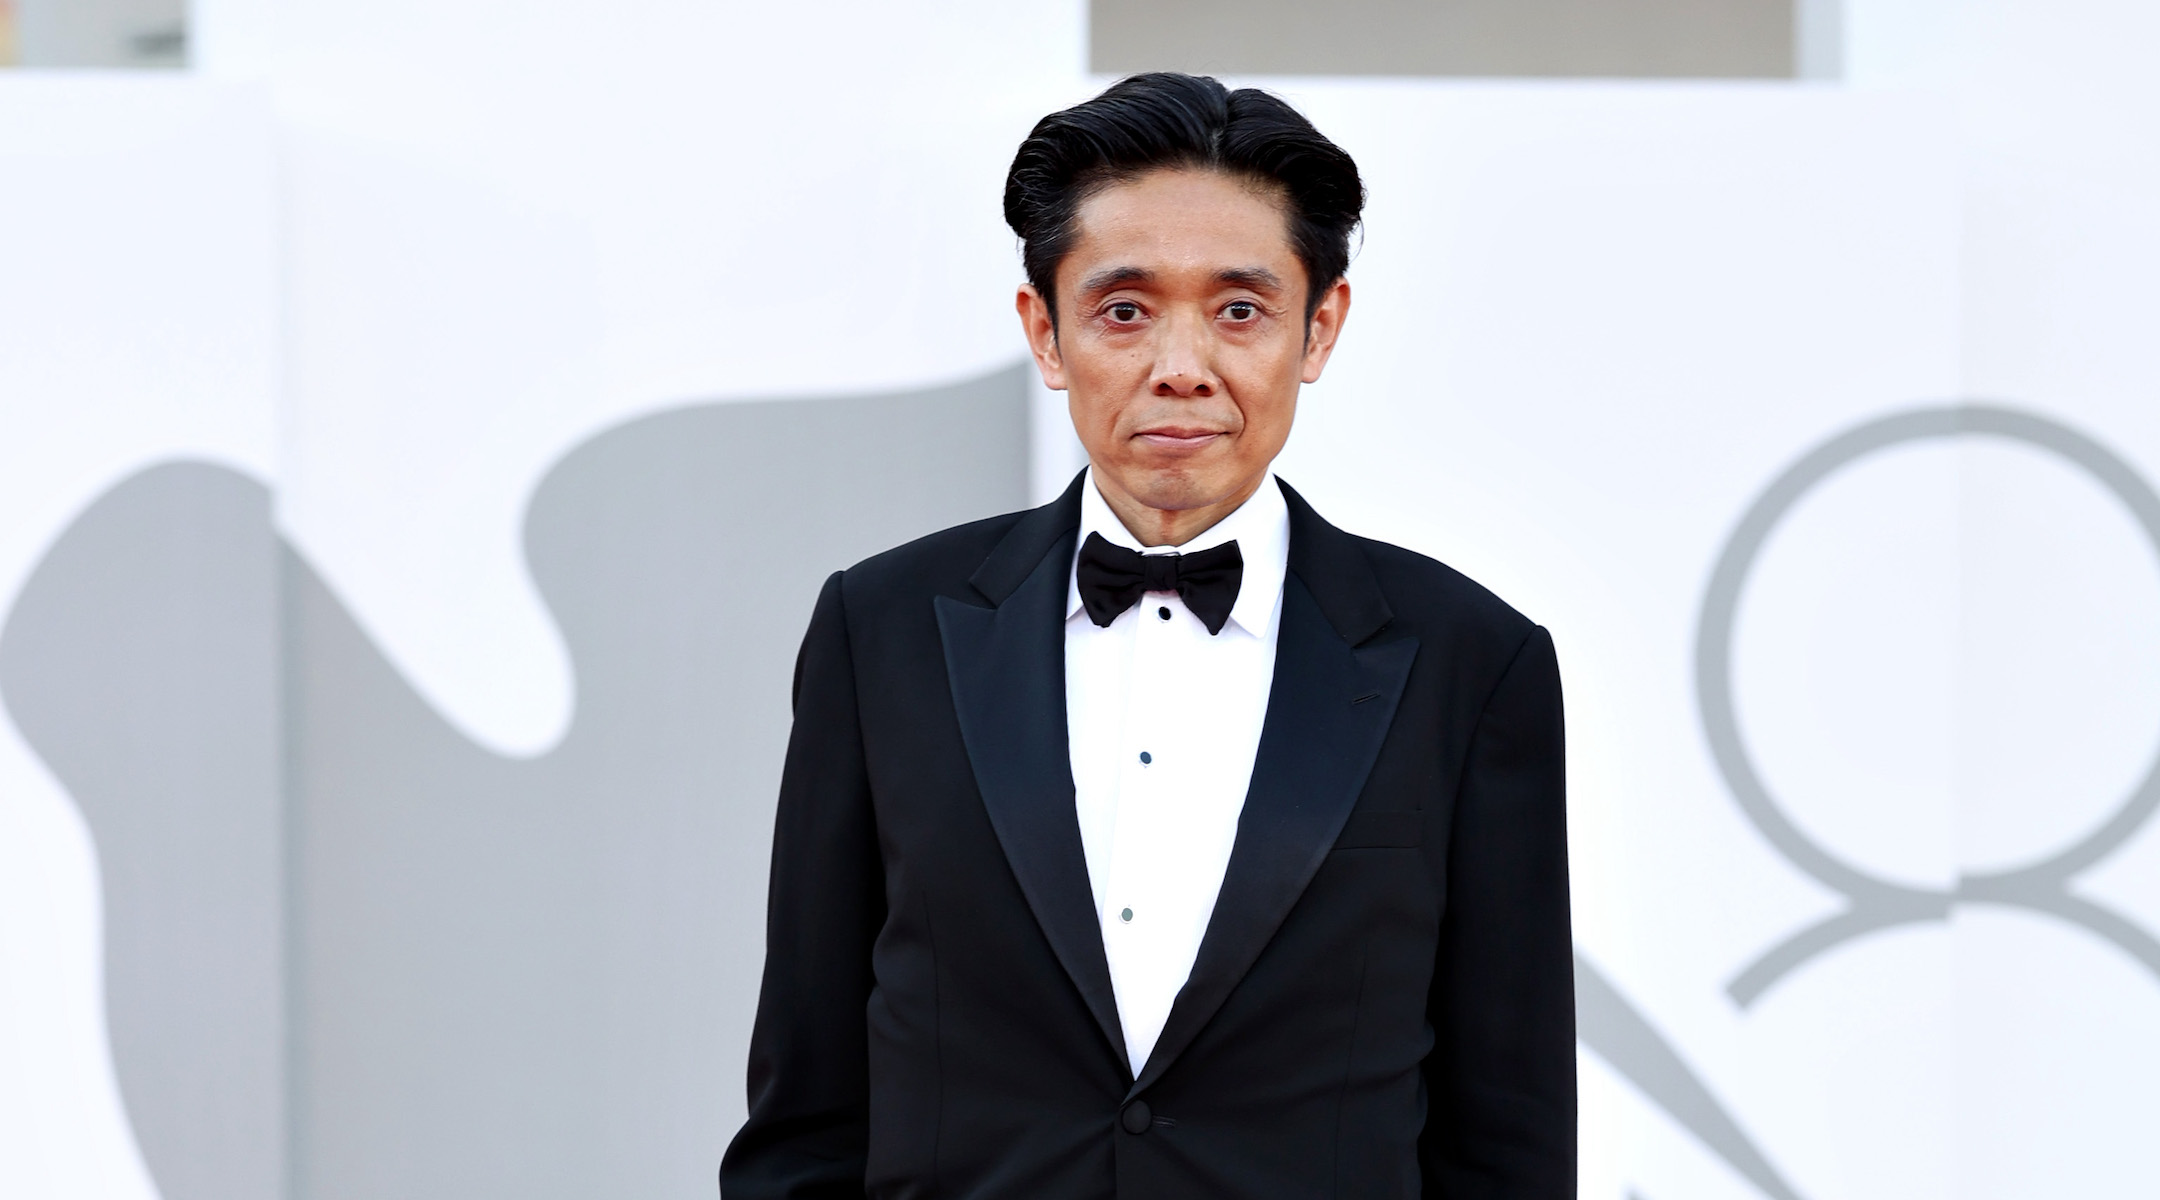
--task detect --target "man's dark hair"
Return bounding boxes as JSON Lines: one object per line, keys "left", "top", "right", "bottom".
{"left": 1003, "top": 72, "right": 1365, "bottom": 326}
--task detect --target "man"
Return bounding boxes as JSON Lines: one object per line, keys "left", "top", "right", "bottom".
{"left": 722, "top": 73, "right": 1573, "bottom": 1198}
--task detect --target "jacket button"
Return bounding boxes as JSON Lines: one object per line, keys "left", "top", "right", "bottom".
{"left": 1120, "top": 1100, "right": 1152, "bottom": 1134}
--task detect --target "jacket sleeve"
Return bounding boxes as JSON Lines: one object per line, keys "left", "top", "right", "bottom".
{"left": 720, "top": 571, "right": 885, "bottom": 1199}
{"left": 1420, "top": 624, "right": 1576, "bottom": 1198}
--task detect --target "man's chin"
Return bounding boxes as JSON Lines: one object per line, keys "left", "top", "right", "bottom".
{"left": 1115, "top": 469, "right": 1257, "bottom": 517}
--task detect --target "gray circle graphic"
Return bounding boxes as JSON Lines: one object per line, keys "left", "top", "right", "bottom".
{"left": 1697, "top": 405, "right": 2160, "bottom": 1006}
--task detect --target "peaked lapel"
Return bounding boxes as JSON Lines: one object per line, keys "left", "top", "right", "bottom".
{"left": 935, "top": 473, "right": 1131, "bottom": 1073}
{"left": 1129, "top": 480, "right": 1420, "bottom": 1094}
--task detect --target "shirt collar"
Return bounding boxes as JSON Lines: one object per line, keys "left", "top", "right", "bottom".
{"left": 1065, "top": 466, "right": 1291, "bottom": 638}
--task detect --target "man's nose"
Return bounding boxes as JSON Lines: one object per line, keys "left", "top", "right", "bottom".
{"left": 1150, "top": 311, "right": 1219, "bottom": 397}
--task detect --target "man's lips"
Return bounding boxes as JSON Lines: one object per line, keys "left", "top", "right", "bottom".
{"left": 1135, "top": 429, "right": 1227, "bottom": 450}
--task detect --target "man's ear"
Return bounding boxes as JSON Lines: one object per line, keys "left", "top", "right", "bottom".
{"left": 1017, "top": 284, "right": 1068, "bottom": 391}
{"left": 1300, "top": 278, "right": 1353, "bottom": 384}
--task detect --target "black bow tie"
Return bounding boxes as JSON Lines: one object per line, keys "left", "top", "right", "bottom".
{"left": 1075, "top": 531, "right": 1244, "bottom": 636}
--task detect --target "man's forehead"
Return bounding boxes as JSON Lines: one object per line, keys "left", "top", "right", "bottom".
{"left": 1063, "top": 171, "right": 1300, "bottom": 288}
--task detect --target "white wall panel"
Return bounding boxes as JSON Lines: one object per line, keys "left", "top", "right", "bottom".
{"left": 0, "top": 77, "right": 278, "bottom": 1200}
{"left": 1845, "top": 3, "right": 2160, "bottom": 1196}
{"left": 265, "top": 0, "right": 1087, "bottom": 755}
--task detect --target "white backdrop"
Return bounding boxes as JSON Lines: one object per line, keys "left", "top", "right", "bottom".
{"left": 1277, "top": 83, "right": 1972, "bottom": 1200}
{"left": 0, "top": 78, "right": 276, "bottom": 1200}
{"left": 4, "top": 2, "right": 2159, "bottom": 1198}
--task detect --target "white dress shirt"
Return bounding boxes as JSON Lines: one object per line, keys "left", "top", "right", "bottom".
{"left": 1064, "top": 468, "right": 1289, "bottom": 1074}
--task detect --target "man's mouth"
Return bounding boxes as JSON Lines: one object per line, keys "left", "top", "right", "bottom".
{"left": 1135, "top": 428, "right": 1226, "bottom": 451}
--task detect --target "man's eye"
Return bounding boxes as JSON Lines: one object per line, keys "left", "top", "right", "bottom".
{"left": 1225, "top": 302, "right": 1257, "bottom": 321}
{"left": 1108, "top": 302, "right": 1141, "bottom": 322}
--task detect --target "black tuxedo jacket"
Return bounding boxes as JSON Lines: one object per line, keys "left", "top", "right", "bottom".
{"left": 721, "top": 475, "right": 1573, "bottom": 1199}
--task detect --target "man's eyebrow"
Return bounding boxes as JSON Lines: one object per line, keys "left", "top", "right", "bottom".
{"left": 1217, "top": 267, "right": 1284, "bottom": 291}
{"left": 1078, "top": 266, "right": 1154, "bottom": 295}
{"left": 1075, "top": 265, "right": 1285, "bottom": 294}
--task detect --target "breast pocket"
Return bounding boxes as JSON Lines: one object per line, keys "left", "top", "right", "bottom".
{"left": 1332, "top": 809, "right": 1423, "bottom": 850}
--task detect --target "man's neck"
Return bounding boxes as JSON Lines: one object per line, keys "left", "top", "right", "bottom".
{"left": 1092, "top": 469, "right": 1269, "bottom": 549}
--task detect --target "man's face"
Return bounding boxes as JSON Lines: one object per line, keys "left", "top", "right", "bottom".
{"left": 1017, "top": 168, "right": 1350, "bottom": 539}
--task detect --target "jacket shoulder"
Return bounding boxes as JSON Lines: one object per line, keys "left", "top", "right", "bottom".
{"left": 1353, "top": 534, "right": 1538, "bottom": 648}
{"left": 835, "top": 506, "right": 1033, "bottom": 605}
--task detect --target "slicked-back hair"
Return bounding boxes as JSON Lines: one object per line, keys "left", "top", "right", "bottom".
{"left": 1003, "top": 72, "right": 1365, "bottom": 327}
